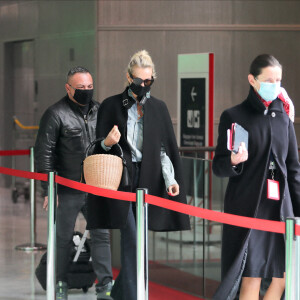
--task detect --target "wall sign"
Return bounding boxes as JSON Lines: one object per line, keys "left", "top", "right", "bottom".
{"left": 177, "top": 53, "right": 214, "bottom": 149}
{"left": 180, "top": 78, "right": 206, "bottom": 147}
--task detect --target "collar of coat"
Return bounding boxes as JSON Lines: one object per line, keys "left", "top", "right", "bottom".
{"left": 246, "top": 86, "right": 285, "bottom": 114}
{"left": 64, "top": 94, "right": 98, "bottom": 115}
{"left": 121, "top": 88, "right": 136, "bottom": 109}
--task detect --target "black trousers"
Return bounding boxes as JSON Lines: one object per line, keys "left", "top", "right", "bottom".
{"left": 56, "top": 192, "right": 113, "bottom": 287}
{"left": 111, "top": 162, "right": 141, "bottom": 300}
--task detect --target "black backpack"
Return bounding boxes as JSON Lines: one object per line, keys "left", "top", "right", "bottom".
{"left": 35, "top": 231, "right": 96, "bottom": 293}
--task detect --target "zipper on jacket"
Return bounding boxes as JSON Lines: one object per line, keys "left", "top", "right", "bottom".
{"left": 84, "top": 114, "right": 91, "bottom": 143}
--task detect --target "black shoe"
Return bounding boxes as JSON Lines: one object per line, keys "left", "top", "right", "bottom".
{"left": 56, "top": 281, "right": 68, "bottom": 300}
{"left": 96, "top": 282, "right": 113, "bottom": 300}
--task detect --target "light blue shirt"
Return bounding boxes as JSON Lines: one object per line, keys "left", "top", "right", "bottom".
{"left": 127, "top": 93, "right": 144, "bottom": 163}
{"left": 101, "top": 90, "right": 177, "bottom": 189}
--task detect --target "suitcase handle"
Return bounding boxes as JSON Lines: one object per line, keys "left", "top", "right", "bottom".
{"left": 73, "top": 230, "right": 89, "bottom": 262}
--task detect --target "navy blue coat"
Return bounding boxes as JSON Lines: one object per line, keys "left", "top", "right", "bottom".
{"left": 87, "top": 89, "right": 191, "bottom": 232}
{"left": 212, "top": 87, "right": 300, "bottom": 299}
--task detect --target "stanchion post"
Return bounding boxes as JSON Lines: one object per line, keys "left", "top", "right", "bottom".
{"left": 47, "top": 171, "right": 57, "bottom": 299}
{"left": 11, "top": 117, "right": 16, "bottom": 190}
{"left": 136, "top": 188, "right": 148, "bottom": 300}
{"left": 295, "top": 218, "right": 300, "bottom": 299}
{"left": 30, "top": 146, "right": 36, "bottom": 246}
{"left": 15, "top": 146, "right": 46, "bottom": 251}
{"left": 286, "top": 217, "right": 295, "bottom": 300}
{"left": 145, "top": 200, "right": 149, "bottom": 300}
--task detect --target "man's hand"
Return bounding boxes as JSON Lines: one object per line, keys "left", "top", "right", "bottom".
{"left": 168, "top": 184, "right": 180, "bottom": 197}
{"left": 231, "top": 142, "right": 248, "bottom": 166}
{"left": 43, "top": 196, "right": 59, "bottom": 211}
{"left": 104, "top": 125, "right": 121, "bottom": 147}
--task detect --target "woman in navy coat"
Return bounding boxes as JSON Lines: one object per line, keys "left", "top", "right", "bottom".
{"left": 213, "top": 54, "right": 300, "bottom": 300}
{"left": 87, "top": 50, "right": 190, "bottom": 300}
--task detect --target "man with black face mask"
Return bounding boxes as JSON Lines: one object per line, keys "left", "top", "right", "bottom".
{"left": 35, "top": 66, "right": 113, "bottom": 300}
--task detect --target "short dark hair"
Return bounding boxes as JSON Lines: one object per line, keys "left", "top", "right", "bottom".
{"left": 66, "top": 66, "right": 91, "bottom": 82}
{"left": 249, "top": 54, "right": 282, "bottom": 77}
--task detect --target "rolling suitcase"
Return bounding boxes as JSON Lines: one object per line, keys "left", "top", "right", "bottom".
{"left": 35, "top": 230, "right": 96, "bottom": 293}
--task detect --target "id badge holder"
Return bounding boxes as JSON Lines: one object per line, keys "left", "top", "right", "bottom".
{"left": 267, "top": 163, "right": 280, "bottom": 200}
{"left": 267, "top": 179, "right": 280, "bottom": 200}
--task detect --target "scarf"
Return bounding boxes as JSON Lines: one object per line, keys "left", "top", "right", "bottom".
{"left": 258, "top": 87, "right": 295, "bottom": 122}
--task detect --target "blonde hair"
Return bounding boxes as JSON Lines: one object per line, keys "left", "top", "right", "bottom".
{"left": 127, "top": 50, "right": 157, "bottom": 79}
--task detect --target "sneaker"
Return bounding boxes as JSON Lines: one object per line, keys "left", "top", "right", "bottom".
{"left": 96, "top": 281, "right": 113, "bottom": 300}
{"left": 56, "top": 281, "right": 68, "bottom": 300}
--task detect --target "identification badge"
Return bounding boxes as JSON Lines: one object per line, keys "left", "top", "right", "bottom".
{"left": 267, "top": 179, "right": 280, "bottom": 200}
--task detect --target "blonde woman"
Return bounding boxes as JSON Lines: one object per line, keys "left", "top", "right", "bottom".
{"left": 87, "top": 50, "right": 190, "bottom": 300}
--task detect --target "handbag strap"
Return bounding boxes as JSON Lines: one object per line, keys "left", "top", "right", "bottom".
{"left": 82, "top": 137, "right": 129, "bottom": 187}
{"left": 84, "top": 137, "right": 124, "bottom": 160}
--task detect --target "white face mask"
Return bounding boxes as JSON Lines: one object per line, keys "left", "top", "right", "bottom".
{"left": 256, "top": 79, "right": 281, "bottom": 101}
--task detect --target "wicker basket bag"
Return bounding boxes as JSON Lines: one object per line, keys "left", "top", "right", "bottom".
{"left": 82, "top": 138, "right": 127, "bottom": 191}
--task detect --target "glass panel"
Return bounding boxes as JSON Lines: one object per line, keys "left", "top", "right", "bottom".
{"left": 203, "top": 159, "right": 228, "bottom": 298}
{"left": 148, "top": 154, "right": 227, "bottom": 298}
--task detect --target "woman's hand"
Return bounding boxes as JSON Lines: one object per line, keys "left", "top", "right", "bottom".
{"left": 231, "top": 142, "right": 248, "bottom": 166}
{"left": 168, "top": 184, "right": 180, "bottom": 197}
{"left": 104, "top": 125, "right": 121, "bottom": 147}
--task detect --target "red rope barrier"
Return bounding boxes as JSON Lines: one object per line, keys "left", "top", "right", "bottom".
{"left": 146, "top": 194, "right": 285, "bottom": 234}
{"left": 0, "top": 150, "right": 30, "bottom": 156}
{"left": 55, "top": 175, "right": 136, "bottom": 202}
{"left": 0, "top": 166, "right": 47, "bottom": 181}
{"left": 1, "top": 165, "right": 300, "bottom": 235}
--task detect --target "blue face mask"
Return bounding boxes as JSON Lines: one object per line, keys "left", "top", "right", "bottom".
{"left": 256, "top": 79, "right": 281, "bottom": 101}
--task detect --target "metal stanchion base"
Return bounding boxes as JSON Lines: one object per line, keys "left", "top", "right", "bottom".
{"left": 15, "top": 243, "right": 47, "bottom": 251}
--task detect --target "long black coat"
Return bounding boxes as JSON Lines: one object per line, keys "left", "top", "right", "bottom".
{"left": 212, "top": 87, "right": 300, "bottom": 299}
{"left": 87, "top": 89, "right": 190, "bottom": 232}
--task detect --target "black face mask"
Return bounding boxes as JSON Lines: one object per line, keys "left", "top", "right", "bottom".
{"left": 72, "top": 88, "right": 94, "bottom": 106}
{"left": 129, "top": 82, "right": 151, "bottom": 101}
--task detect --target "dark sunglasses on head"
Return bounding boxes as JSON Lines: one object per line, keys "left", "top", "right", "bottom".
{"left": 129, "top": 73, "right": 154, "bottom": 87}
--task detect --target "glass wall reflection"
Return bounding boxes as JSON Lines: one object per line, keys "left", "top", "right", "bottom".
{"left": 148, "top": 154, "right": 228, "bottom": 299}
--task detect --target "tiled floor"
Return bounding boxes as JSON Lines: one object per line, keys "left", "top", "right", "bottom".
{"left": 0, "top": 186, "right": 96, "bottom": 300}
{"left": 0, "top": 184, "right": 218, "bottom": 299}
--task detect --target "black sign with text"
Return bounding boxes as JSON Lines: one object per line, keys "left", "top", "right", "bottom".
{"left": 180, "top": 78, "right": 206, "bottom": 147}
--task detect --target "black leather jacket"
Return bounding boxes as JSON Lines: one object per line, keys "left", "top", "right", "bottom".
{"left": 35, "top": 95, "right": 99, "bottom": 195}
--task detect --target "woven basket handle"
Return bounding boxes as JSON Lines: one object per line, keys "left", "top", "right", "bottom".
{"left": 84, "top": 137, "right": 124, "bottom": 159}
{"left": 82, "top": 138, "right": 129, "bottom": 188}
